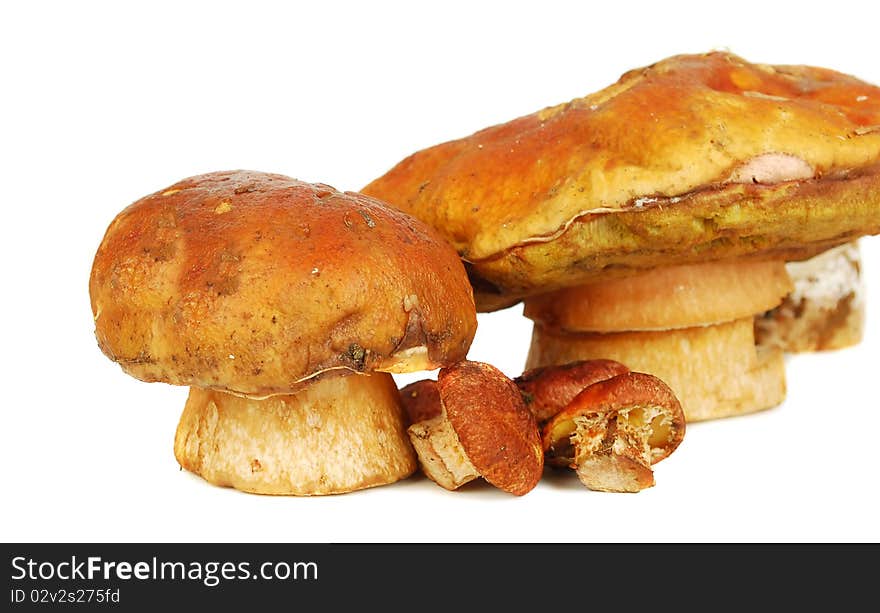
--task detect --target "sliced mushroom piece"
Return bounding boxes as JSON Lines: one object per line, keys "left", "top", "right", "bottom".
{"left": 408, "top": 413, "right": 480, "bottom": 492}
{"left": 542, "top": 372, "right": 685, "bottom": 493}
{"left": 406, "top": 361, "right": 544, "bottom": 496}
{"left": 514, "top": 359, "right": 631, "bottom": 424}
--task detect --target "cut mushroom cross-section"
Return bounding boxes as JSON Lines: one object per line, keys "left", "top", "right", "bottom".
{"left": 542, "top": 372, "right": 686, "bottom": 493}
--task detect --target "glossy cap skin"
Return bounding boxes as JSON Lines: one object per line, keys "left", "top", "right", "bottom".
{"left": 362, "top": 51, "right": 880, "bottom": 310}
{"left": 90, "top": 170, "right": 477, "bottom": 397}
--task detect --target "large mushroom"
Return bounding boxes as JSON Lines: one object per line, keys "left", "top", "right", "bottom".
{"left": 90, "top": 170, "right": 477, "bottom": 495}
{"left": 362, "top": 51, "right": 880, "bottom": 421}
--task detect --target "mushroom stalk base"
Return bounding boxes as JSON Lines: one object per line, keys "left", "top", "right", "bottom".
{"left": 174, "top": 372, "right": 417, "bottom": 495}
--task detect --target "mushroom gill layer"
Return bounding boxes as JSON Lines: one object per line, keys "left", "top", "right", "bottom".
{"left": 173, "top": 372, "right": 416, "bottom": 495}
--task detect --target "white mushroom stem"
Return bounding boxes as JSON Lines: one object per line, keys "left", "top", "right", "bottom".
{"left": 407, "top": 411, "right": 479, "bottom": 491}
{"left": 173, "top": 372, "right": 416, "bottom": 495}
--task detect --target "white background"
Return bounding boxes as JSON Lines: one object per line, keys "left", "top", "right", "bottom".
{"left": 2, "top": 1, "right": 878, "bottom": 543}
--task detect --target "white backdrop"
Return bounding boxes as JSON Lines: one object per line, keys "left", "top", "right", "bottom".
{"left": 2, "top": 1, "right": 878, "bottom": 542}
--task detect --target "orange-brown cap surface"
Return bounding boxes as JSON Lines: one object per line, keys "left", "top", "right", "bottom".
{"left": 515, "top": 359, "right": 631, "bottom": 423}
{"left": 90, "top": 170, "right": 477, "bottom": 397}
{"left": 437, "top": 361, "right": 543, "bottom": 495}
{"left": 362, "top": 51, "right": 880, "bottom": 310}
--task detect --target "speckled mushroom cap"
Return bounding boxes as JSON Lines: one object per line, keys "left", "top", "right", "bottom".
{"left": 90, "top": 170, "right": 477, "bottom": 397}
{"left": 362, "top": 51, "right": 880, "bottom": 310}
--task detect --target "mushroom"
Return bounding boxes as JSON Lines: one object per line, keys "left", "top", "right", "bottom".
{"left": 542, "top": 372, "right": 686, "bottom": 493}
{"left": 403, "top": 361, "right": 544, "bottom": 496}
{"left": 89, "top": 170, "right": 477, "bottom": 495}
{"left": 361, "top": 51, "right": 880, "bottom": 421}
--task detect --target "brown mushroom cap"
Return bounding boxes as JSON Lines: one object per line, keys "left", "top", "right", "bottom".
{"left": 362, "top": 51, "right": 880, "bottom": 310}
{"left": 515, "top": 359, "right": 631, "bottom": 423}
{"left": 437, "top": 361, "right": 544, "bottom": 495}
{"left": 90, "top": 170, "right": 477, "bottom": 396}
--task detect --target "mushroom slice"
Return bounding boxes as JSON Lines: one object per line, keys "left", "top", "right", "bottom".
{"left": 514, "top": 359, "right": 631, "bottom": 424}
{"left": 406, "top": 361, "right": 544, "bottom": 496}
{"left": 542, "top": 372, "right": 685, "bottom": 493}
